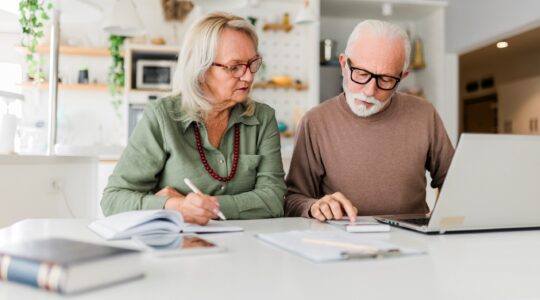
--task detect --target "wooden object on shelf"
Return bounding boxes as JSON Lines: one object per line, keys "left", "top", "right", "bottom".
{"left": 18, "top": 83, "right": 116, "bottom": 92}
{"left": 16, "top": 45, "right": 113, "bottom": 57}
{"left": 263, "top": 23, "right": 293, "bottom": 32}
{"left": 252, "top": 82, "right": 308, "bottom": 91}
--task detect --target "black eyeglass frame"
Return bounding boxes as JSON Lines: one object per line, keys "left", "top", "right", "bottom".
{"left": 346, "top": 57, "right": 402, "bottom": 91}
{"left": 211, "top": 56, "right": 263, "bottom": 78}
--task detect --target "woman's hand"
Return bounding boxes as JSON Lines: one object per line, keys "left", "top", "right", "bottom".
{"left": 156, "top": 186, "right": 185, "bottom": 198}
{"left": 160, "top": 187, "right": 219, "bottom": 225}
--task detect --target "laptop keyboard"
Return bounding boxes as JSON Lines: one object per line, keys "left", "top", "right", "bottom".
{"left": 401, "top": 218, "right": 430, "bottom": 226}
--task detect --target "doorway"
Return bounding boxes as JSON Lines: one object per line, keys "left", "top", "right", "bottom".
{"left": 463, "top": 94, "right": 498, "bottom": 133}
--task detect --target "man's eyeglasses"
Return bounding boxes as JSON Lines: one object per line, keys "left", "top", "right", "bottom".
{"left": 346, "top": 58, "right": 402, "bottom": 91}
{"left": 211, "top": 56, "right": 263, "bottom": 78}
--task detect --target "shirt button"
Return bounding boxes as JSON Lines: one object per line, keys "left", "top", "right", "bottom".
{"left": 220, "top": 185, "right": 225, "bottom": 191}
{"left": 220, "top": 159, "right": 225, "bottom": 164}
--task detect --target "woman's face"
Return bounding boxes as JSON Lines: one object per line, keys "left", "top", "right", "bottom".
{"left": 202, "top": 28, "right": 258, "bottom": 112}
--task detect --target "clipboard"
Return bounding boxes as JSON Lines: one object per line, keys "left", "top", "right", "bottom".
{"left": 301, "top": 238, "right": 402, "bottom": 259}
{"left": 256, "top": 230, "right": 423, "bottom": 262}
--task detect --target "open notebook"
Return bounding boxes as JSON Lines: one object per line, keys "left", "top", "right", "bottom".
{"left": 89, "top": 210, "right": 243, "bottom": 240}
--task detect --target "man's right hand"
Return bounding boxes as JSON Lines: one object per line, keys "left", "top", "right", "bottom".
{"left": 309, "top": 192, "right": 358, "bottom": 222}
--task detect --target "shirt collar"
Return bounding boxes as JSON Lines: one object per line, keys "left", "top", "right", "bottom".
{"left": 179, "top": 103, "right": 260, "bottom": 133}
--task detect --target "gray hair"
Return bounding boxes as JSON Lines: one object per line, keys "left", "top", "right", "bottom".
{"left": 172, "top": 12, "right": 258, "bottom": 120}
{"left": 344, "top": 19, "right": 411, "bottom": 72}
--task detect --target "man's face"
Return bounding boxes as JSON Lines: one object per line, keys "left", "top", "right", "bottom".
{"left": 339, "top": 31, "right": 409, "bottom": 117}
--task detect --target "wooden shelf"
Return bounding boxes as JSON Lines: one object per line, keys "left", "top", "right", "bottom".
{"left": 263, "top": 23, "right": 293, "bottom": 32}
{"left": 128, "top": 88, "right": 172, "bottom": 94}
{"left": 252, "top": 82, "right": 308, "bottom": 91}
{"left": 18, "top": 83, "right": 115, "bottom": 92}
{"left": 127, "top": 44, "right": 180, "bottom": 54}
{"left": 16, "top": 45, "right": 113, "bottom": 57}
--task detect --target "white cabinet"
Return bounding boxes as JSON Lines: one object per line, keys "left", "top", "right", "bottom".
{"left": 498, "top": 76, "right": 540, "bottom": 135}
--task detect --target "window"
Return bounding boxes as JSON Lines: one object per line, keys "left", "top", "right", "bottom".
{"left": 0, "top": 63, "right": 23, "bottom": 118}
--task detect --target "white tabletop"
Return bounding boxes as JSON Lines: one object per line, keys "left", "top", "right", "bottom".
{"left": 1, "top": 217, "right": 540, "bottom": 300}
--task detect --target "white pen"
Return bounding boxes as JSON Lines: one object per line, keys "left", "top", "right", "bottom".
{"left": 184, "top": 178, "right": 227, "bottom": 220}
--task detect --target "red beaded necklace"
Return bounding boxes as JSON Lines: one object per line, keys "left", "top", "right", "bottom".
{"left": 192, "top": 123, "right": 240, "bottom": 182}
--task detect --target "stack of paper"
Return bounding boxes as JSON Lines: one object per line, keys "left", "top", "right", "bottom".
{"left": 256, "top": 230, "right": 423, "bottom": 262}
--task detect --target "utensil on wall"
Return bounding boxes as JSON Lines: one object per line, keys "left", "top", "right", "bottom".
{"left": 320, "top": 39, "right": 337, "bottom": 64}
{"left": 411, "top": 37, "right": 426, "bottom": 70}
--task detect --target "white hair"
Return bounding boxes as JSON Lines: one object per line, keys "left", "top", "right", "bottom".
{"left": 171, "top": 12, "right": 258, "bottom": 120}
{"left": 344, "top": 19, "right": 411, "bottom": 72}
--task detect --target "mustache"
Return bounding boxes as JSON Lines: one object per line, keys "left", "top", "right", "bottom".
{"left": 349, "top": 93, "right": 382, "bottom": 105}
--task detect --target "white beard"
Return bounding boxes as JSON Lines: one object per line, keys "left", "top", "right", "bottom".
{"left": 343, "top": 82, "right": 391, "bottom": 117}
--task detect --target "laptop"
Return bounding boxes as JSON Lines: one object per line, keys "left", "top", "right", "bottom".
{"left": 375, "top": 134, "right": 540, "bottom": 234}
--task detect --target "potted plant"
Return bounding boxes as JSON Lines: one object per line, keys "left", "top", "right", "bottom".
{"left": 19, "top": 0, "right": 53, "bottom": 82}
{"left": 108, "top": 35, "right": 126, "bottom": 118}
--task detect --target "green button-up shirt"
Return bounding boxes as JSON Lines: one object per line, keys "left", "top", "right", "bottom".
{"left": 101, "top": 96, "right": 286, "bottom": 219}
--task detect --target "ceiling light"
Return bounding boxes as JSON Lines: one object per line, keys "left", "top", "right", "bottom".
{"left": 496, "top": 41, "right": 509, "bottom": 49}
{"left": 102, "top": 0, "right": 145, "bottom": 37}
{"left": 295, "top": 0, "right": 316, "bottom": 25}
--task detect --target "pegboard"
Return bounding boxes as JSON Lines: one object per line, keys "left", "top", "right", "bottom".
{"left": 222, "top": 1, "right": 320, "bottom": 132}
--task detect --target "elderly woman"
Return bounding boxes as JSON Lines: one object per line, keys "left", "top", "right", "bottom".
{"left": 101, "top": 12, "right": 286, "bottom": 224}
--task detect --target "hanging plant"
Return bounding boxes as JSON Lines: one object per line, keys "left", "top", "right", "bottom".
{"left": 19, "top": 0, "right": 53, "bottom": 81}
{"left": 108, "top": 35, "right": 126, "bottom": 118}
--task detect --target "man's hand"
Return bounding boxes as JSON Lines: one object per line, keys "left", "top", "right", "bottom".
{"left": 309, "top": 192, "right": 358, "bottom": 222}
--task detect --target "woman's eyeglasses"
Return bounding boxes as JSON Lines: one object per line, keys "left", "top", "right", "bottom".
{"left": 211, "top": 56, "right": 263, "bottom": 78}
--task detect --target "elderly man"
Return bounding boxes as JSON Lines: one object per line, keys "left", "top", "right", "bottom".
{"left": 285, "top": 20, "right": 454, "bottom": 222}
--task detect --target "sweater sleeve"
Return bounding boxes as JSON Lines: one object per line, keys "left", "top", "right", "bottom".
{"left": 426, "top": 107, "right": 455, "bottom": 189}
{"left": 284, "top": 115, "right": 324, "bottom": 217}
{"left": 100, "top": 101, "right": 169, "bottom": 216}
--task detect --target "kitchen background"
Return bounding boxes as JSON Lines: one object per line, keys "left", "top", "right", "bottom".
{"left": 0, "top": 0, "right": 539, "bottom": 220}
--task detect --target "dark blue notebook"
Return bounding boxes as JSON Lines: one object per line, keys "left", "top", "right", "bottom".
{"left": 0, "top": 238, "right": 143, "bottom": 294}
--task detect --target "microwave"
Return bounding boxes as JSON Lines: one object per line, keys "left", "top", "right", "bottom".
{"left": 136, "top": 60, "right": 177, "bottom": 91}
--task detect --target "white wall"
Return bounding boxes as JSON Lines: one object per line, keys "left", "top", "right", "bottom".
{"left": 445, "top": 0, "right": 540, "bottom": 54}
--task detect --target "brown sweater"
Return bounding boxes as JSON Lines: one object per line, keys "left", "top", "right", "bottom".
{"left": 285, "top": 92, "right": 455, "bottom": 217}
